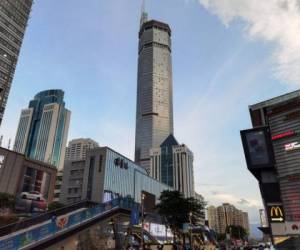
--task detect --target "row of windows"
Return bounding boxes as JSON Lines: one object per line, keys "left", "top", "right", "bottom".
{"left": 0, "top": 2, "right": 28, "bottom": 29}
{"left": 8, "top": 0, "right": 32, "bottom": 16}
{"left": 0, "top": 13, "right": 23, "bottom": 38}
{"left": 139, "top": 41, "right": 171, "bottom": 54}
{"left": 143, "top": 25, "right": 170, "bottom": 36}
{"left": 0, "top": 57, "right": 14, "bottom": 72}
{"left": 14, "top": 114, "right": 31, "bottom": 152}
{"left": 68, "top": 187, "right": 81, "bottom": 194}
{"left": 0, "top": 33, "right": 19, "bottom": 54}
{"left": 0, "top": 24, "right": 21, "bottom": 46}
{"left": 70, "top": 169, "right": 84, "bottom": 176}
{"left": 35, "top": 111, "right": 53, "bottom": 161}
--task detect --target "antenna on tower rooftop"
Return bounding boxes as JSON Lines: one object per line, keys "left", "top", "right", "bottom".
{"left": 140, "top": 0, "right": 148, "bottom": 27}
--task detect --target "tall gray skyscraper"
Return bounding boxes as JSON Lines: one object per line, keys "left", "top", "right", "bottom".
{"left": 14, "top": 89, "right": 71, "bottom": 169}
{"left": 0, "top": 0, "right": 33, "bottom": 126}
{"left": 135, "top": 10, "right": 174, "bottom": 171}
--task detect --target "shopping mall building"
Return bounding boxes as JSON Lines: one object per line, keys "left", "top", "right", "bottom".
{"left": 60, "top": 147, "right": 171, "bottom": 205}
{"left": 241, "top": 90, "right": 300, "bottom": 244}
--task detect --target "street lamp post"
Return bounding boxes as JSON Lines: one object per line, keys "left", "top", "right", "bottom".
{"left": 141, "top": 193, "right": 146, "bottom": 250}
{"left": 189, "top": 211, "right": 193, "bottom": 250}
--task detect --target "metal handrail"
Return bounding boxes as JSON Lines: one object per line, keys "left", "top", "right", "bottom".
{"left": 0, "top": 200, "right": 96, "bottom": 237}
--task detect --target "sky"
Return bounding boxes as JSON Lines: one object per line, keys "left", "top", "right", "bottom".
{"left": 1, "top": 0, "right": 300, "bottom": 229}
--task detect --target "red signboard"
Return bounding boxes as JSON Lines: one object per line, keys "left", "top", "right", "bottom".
{"left": 271, "top": 131, "right": 295, "bottom": 141}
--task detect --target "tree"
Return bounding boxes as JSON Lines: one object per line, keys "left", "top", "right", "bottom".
{"left": 226, "top": 225, "right": 248, "bottom": 240}
{"left": 0, "top": 192, "right": 15, "bottom": 210}
{"left": 155, "top": 190, "right": 206, "bottom": 241}
{"left": 47, "top": 201, "right": 64, "bottom": 211}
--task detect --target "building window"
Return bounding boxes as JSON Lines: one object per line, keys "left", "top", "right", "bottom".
{"left": 98, "top": 155, "right": 103, "bottom": 172}
{"left": 0, "top": 155, "right": 5, "bottom": 168}
{"left": 87, "top": 156, "right": 95, "bottom": 200}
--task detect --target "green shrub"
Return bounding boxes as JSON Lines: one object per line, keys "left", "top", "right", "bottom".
{"left": 0, "top": 192, "right": 15, "bottom": 209}
{"left": 0, "top": 214, "right": 18, "bottom": 226}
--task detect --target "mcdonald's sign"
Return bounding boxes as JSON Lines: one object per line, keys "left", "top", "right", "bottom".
{"left": 268, "top": 205, "right": 285, "bottom": 223}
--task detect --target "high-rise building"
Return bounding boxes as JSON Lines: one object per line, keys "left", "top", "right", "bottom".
{"left": 60, "top": 160, "right": 85, "bottom": 204}
{"left": 241, "top": 90, "right": 300, "bottom": 241}
{"left": 65, "top": 138, "right": 99, "bottom": 161}
{"left": 14, "top": 89, "right": 71, "bottom": 169}
{"left": 135, "top": 10, "right": 174, "bottom": 171}
{"left": 242, "top": 211, "right": 250, "bottom": 233}
{"left": 60, "top": 138, "right": 99, "bottom": 204}
{"left": 0, "top": 0, "right": 34, "bottom": 126}
{"left": 149, "top": 134, "right": 195, "bottom": 198}
{"left": 207, "top": 203, "right": 250, "bottom": 234}
{"left": 207, "top": 206, "right": 219, "bottom": 232}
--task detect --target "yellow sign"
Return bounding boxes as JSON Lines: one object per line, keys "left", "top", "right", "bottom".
{"left": 271, "top": 206, "right": 283, "bottom": 217}
{"left": 268, "top": 205, "right": 284, "bottom": 223}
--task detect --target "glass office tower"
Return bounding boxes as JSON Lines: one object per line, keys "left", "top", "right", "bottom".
{"left": 150, "top": 134, "right": 195, "bottom": 198}
{"left": 135, "top": 12, "right": 174, "bottom": 172}
{"left": 0, "top": 0, "right": 34, "bottom": 126}
{"left": 14, "top": 89, "right": 71, "bottom": 169}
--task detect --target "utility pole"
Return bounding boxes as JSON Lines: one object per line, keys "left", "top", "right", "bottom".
{"left": 189, "top": 211, "right": 193, "bottom": 250}
{"left": 141, "top": 192, "right": 145, "bottom": 250}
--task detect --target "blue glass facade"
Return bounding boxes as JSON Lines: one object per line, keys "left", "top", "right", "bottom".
{"left": 14, "top": 89, "right": 70, "bottom": 169}
{"left": 160, "top": 134, "right": 179, "bottom": 187}
{"left": 26, "top": 90, "right": 66, "bottom": 158}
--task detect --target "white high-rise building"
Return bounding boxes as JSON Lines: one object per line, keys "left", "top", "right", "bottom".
{"left": 207, "top": 203, "right": 250, "bottom": 234}
{"left": 135, "top": 9, "right": 174, "bottom": 172}
{"left": 65, "top": 138, "right": 99, "bottom": 161}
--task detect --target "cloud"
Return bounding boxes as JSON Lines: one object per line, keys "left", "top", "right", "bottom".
{"left": 197, "top": 0, "right": 300, "bottom": 86}
{"left": 209, "top": 192, "right": 261, "bottom": 208}
{"left": 238, "top": 198, "right": 250, "bottom": 205}
{"left": 207, "top": 191, "right": 263, "bottom": 224}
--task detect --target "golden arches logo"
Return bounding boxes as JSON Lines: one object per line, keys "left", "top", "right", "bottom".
{"left": 270, "top": 206, "right": 283, "bottom": 217}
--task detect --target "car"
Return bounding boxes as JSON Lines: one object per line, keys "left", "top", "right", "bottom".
{"left": 20, "top": 191, "right": 45, "bottom": 201}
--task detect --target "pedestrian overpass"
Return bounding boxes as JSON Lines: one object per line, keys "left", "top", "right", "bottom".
{"left": 0, "top": 198, "right": 138, "bottom": 250}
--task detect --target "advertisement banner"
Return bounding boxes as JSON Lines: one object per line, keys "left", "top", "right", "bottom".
{"left": 19, "top": 230, "right": 35, "bottom": 248}
{"left": 0, "top": 235, "right": 20, "bottom": 250}
{"left": 285, "top": 222, "right": 300, "bottom": 235}
{"left": 68, "top": 212, "right": 82, "bottom": 227}
{"left": 35, "top": 223, "right": 54, "bottom": 240}
{"left": 56, "top": 215, "right": 69, "bottom": 230}
{"left": 130, "top": 204, "right": 140, "bottom": 225}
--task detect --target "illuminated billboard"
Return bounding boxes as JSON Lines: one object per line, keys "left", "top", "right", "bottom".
{"left": 240, "top": 126, "right": 275, "bottom": 172}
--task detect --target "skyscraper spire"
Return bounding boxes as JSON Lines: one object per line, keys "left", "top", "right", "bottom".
{"left": 140, "top": 0, "right": 148, "bottom": 27}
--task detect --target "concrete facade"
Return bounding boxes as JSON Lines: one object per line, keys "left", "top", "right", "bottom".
{"left": 65, "top": 138, "right": 99, "bottom": 161}
{"left": 0, "top": 147, "right": 57, "bottom": 202}
{"left": 60, "top": 160, "right": 85, "bottom": 204}
{"left": 207, "top": 203, "right": 250, "bottom": 234}
{"left": 80, "top": 147, "right": 171, "bottom": 204}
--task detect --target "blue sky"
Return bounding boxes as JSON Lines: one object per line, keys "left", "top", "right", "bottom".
{"left": 1, "top": 0, "right": 299, "bottom": 228}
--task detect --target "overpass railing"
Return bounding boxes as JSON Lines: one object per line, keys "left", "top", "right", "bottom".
{"left": 0, "top": 198, "right": 134, "bottom": 250}
{"left": 0, "top": 200, "right": 97, "bottom": 237}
